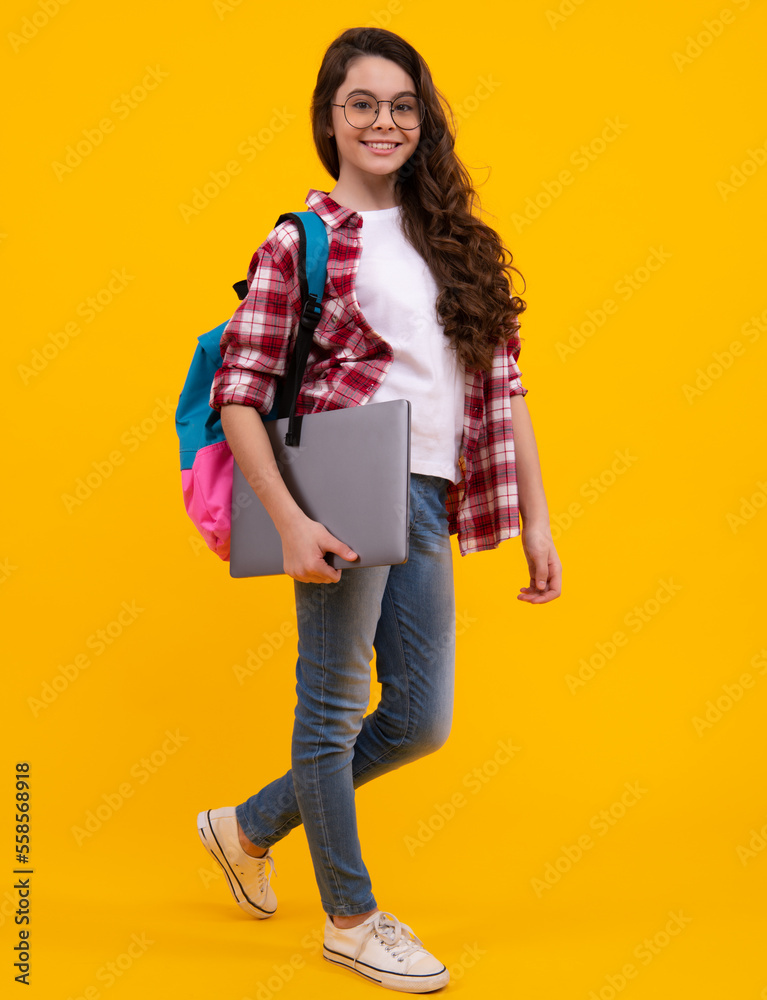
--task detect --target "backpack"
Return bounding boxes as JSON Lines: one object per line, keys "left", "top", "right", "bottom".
{"left": 175, "top": 211, "right": 330, "bottom": 560}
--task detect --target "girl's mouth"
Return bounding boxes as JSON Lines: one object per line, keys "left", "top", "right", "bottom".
{"left": 360, "top": 141, "right": 402, "bottom": 154}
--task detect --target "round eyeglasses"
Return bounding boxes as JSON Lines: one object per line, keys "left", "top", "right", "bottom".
{"left": 331, "top": 95, "right": 425, "bottom": 131}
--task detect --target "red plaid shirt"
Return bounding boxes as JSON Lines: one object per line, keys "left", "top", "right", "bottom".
{"left": 210, "top": 189, "right": 528, "bottom": 555}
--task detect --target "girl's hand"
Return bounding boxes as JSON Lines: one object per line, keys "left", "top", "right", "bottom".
{"left": 280, "top": 514, "right": 358, "bottom": 584}
{"left": 518, "top": 523, "right": 562, "bottom": 604}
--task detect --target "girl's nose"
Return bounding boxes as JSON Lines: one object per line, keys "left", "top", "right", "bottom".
{"left": 373, "top": 102, "right": 396, "bottom": 127}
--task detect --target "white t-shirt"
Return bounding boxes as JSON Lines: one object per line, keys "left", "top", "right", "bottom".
{"left": 355, "top": 205, "right": 465, "bottom": 484}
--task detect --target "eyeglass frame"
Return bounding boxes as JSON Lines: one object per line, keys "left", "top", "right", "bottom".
{"left": 330, "top": 94, "right": 425, "bottom": 131}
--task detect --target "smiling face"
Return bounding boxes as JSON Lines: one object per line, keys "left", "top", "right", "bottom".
{"left": 329, "top": 55, "right": 421, "bottom": 207}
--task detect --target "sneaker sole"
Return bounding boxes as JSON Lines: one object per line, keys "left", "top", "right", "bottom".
{"left": 322, "top": 944, "right": 449, "bottom": 993}
{"left": 197, "top": 809, "right": 276, "bottom": 919}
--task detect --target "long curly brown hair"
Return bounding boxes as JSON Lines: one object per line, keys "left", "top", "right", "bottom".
{"left": 310, "top": 27, "right": 526, "bottom": 373}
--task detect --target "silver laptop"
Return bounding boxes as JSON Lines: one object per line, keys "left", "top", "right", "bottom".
{"left": 230, "top": 399, "right": 411, "bottom": 578}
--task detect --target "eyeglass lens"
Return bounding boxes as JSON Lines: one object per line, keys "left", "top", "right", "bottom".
{"left": 344, "top": 96, "right": 423, "bottom": 130}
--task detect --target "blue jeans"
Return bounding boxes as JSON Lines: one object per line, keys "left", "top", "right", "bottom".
{"left": 235, "top": 474, "right": 456, "bottom": 916}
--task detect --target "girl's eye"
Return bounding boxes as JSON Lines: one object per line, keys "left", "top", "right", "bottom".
{"left": 352, "top": 99, "right": 374, "bottom": 110}
{"left": 395, "top": 102, "right": 414, "bottom": 113}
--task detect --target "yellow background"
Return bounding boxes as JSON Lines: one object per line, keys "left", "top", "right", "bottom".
{"left": 3, "top": 0, "right": 766, "bottom": 997}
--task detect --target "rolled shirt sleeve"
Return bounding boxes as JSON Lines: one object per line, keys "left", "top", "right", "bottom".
{"left": 209, "top": 234, "right": 300, "bottom": 414}
{"left": 507, "top": 316, "right": 528, "bottom": 398}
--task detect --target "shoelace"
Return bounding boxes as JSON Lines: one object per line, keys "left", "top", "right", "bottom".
{"left": 257, "top": 853, "right": 276, "bottom": 892}
{"left": 238, "top": 850, "right": 277, "bottom": 892}
{"left": 351, "top": 911, "right": 426, "bottom": 967}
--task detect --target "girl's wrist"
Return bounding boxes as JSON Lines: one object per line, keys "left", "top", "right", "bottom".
{"left": 273, "top": 504, "right": 310, "bottom": 538}
{"left": 520, "top": 511, "right": 553, "bottom": 535}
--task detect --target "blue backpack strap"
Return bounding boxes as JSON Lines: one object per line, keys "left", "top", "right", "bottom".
{"left": 273, "top": 211, "right": 329, "bottom": 443}
{"left": 274, "top": 210, "right": 329, "bottom": 329}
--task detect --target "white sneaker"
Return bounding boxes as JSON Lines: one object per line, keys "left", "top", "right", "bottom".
{"left": 197, "top": 807, "right": 277, "bottom": 919}
{"left": 323, "top": 910, "right": 449, "bottom": 993}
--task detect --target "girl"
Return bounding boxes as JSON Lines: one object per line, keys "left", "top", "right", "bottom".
{"left": 198, "top": 26, "right": 562, "bottom": 994}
